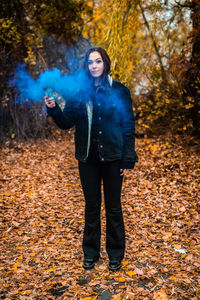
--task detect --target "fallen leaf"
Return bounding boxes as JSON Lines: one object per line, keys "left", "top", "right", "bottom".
{"left": 135, "top": 268, "right": 143, "bottom": 275}
{"left": 127, "top": 271, "right": 137, "bottom": 276}
{"left": 185, "top": 254, "right": 193, "bottom": 261}
{"left": 153, "top": 288, "right": 169, "bottom": 300}
{"left": 162, "top": 232, "right": 172, "bottom": 240}
{"left": 13, "top": 262, "right": 20, "bottom": 271}
{"left": 12, "top": 221, "right": 21, "bottom": 227}
{"left": 121, "top": 260, "right": 129, "bottom": 266}
{"left": 118, "top": 277, "right": 126, "bottom": 282}
{"left": 179, "top": 206, "right": 186, "bottom": 212}
{"left": 22, "top": 290, "right": 32, "bottom": 295}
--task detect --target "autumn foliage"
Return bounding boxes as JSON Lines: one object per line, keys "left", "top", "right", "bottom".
{"left": 83, "top": 0, "right": 200, "bottom": 137}
{"left": 1, "top": 1, "right": 200, "bottom": 299}
{"left": 0, "top": 136, "right": 200, "bottom": 298}
{"left": 0, "top": 0, "right": 200, "bottom": 140}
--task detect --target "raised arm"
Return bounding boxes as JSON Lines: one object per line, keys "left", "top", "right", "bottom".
{"left": 45, "top": 96, "right": 76, "bottom": 130}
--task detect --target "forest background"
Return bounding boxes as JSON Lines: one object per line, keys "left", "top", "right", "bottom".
{"left": 0, "top": 0, "right": 199, "bottom": 141}
{"left": 0, "top": 1, "right": 200, "bottom": 299}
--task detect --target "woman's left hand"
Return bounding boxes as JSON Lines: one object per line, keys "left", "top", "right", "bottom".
{"left": 120, "top": 169, "right": 126, "bottom": 176}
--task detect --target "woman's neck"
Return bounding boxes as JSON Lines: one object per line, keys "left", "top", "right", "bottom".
{"left": 94, "top": 77, "right": 101, "bottom": 86}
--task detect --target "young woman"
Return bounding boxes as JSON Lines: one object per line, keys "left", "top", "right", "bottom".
{"left": 45, "top": 47, "right": 138, "bottom": 271}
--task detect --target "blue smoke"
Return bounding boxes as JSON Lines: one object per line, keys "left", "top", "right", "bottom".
{"left": 10, "top": 64, "right": 129, "bottom": 122}
{"left": 10, "top": 64, "right": 91, "bottom": 104}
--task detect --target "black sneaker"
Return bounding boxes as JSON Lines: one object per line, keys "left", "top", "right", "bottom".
{"left": 109, "top": 260, "right": 122, "bottom": 271}
{"left": 83, "top": 257, "right": 99, "bottom": 270}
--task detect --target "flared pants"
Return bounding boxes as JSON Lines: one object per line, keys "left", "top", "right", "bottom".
{"left": 78, "top": 142, "right": 125, "bottom": 261}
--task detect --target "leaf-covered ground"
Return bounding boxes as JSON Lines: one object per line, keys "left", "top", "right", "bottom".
{"left": 0, "top": 135, "right": 199, "bottom": 299}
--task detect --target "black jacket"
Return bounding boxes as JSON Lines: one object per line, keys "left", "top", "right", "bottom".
{"left": 47, "top": 79, "right": 138, "bottom": 169}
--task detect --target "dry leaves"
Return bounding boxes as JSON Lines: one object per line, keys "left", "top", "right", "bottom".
{"left": 153, "top": 288, "right": 169, "bottom": 300}
{"left": 0, "top": 135, "right": 199, "bottom": 299}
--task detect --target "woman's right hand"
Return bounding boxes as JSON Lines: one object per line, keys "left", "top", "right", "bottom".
{"left": 44, "top": 96, "right": 56, "bottom": 108}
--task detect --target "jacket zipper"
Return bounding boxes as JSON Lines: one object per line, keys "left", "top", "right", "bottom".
{"left": 85, "top": 101, "right": 93, "bottom": 159}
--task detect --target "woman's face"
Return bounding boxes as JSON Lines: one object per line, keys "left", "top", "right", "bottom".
{"left": 88, "top": 51, "right": 104, "bottom": 78}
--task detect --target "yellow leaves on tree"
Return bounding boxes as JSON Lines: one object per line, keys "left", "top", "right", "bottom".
{"left": 0, "top": 18, "right": 21, "bottom": 46}
{"left": 83, "top": 0, "right": 140, "bottom": 86}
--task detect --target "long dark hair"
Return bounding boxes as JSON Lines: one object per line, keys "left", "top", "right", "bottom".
{"left": 83, "top": 47, "right": 111, "bottom": 86}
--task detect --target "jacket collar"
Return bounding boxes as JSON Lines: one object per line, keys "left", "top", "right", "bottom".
{"left": 108, "top": 74, "right": 113, "bottom": 87}
{"left": 95, "top": 75, "right": 113, "bottom": 93}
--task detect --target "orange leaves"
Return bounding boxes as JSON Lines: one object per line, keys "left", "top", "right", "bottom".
{"left": 13, "top": 262, "right": 20, "bottom": 271}
{"left": 4, "top": 192, "right": 11, "bottom": 197}
{"left": 17, "top": 230, "right": 24, "bottom": 236}
{"left": 87, "top": 2, "right": 93, "bottom": 8}
{"left": 162, "top": 231, "right": 173, "bottom": 240}
{"left": 118, "top": 277, "right": 125, "bottom": 282}
{"left": 82, "top": 297, "right": 97, "bottom": 300}
{"left": 22, "top": 289, "right": 32, "bottom": 295}
{"left": 153, "top": 288, "right": 169, "bottom": 300}
{"left": 121, "top": 260, "right": 129, "bottom": 266}
{"left": 47, "top": 265, "right": 56, "bottom": 274}
{"left": 127, "top": 271, "right": 137, "bottom": 277}
{"left": 0, "top": 137, "right": 199, "bottom": 299}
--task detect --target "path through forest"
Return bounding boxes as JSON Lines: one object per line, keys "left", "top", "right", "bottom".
{"left": 0, "top": 135, "right": 199, "bottom": 299}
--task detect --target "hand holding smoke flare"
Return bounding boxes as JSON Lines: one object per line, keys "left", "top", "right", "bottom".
{"left": 44, "top": 88, "right": 56, "bottom": 108}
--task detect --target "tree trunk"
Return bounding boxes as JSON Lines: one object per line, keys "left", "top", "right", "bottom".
{"left": 139, "top": 3, "right": 168, "bottom": 86}
{"left": 184, "top": 0, "right": 200, "bottom": 136}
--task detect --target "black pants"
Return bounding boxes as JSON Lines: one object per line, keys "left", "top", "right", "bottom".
{"left": 78, "top": 142, "right": 125, "bottom": 261}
